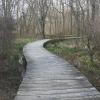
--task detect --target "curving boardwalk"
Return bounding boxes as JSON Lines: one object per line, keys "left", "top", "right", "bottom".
{"left": 15, "top": 40, "right": 100, "bottom": 100}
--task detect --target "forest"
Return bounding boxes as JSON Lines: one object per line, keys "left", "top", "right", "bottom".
{"left": 0, "top": 0, "right": 100, "bottom": 100}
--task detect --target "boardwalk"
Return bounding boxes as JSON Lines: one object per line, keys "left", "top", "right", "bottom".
{"left": 15, "top": 40, "right": 100, "bottom": 100}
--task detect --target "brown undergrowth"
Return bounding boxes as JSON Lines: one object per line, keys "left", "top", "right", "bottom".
{"left": 0, "top": 38, "right": 32, "bottom": 100}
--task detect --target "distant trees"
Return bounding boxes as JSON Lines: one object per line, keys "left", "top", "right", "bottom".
{"left": 15, "top": 0, "right": 75, "bottom": 38}
{"left": 16, "top": 0, "right": 51, "bottom": 39}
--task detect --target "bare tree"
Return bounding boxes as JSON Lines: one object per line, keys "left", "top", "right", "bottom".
{"left": 37, "top": 0, "right": 51, "bottom": 38}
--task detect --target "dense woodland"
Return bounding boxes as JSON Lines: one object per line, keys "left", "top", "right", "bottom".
{"left": 0, "top": 0, "right": 100, "bottom": 100}
{"left": 0, "top": 0, "right": 100, "bottom": 61}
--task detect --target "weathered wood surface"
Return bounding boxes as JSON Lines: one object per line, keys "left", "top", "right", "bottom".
{"left": 15, "top": 40, "right": 100, "bottom": 100}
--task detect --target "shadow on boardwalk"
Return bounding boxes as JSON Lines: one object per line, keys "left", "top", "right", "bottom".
{"left": 15, "top": 40, "right": 100, "bottom": 100}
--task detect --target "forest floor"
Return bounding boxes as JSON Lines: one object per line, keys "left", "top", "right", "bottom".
{"left": 45, "top": 39, "right": 100, "bottom": 92}
{"left": 0, "top": 38, "right": 32, "bottom": 100}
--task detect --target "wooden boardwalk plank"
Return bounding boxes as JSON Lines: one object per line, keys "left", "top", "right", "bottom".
{"left": 14, "top": 40, "right": 100, "bottom": 100}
